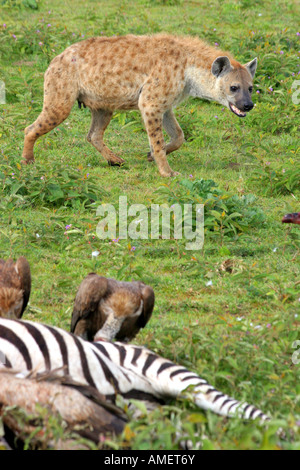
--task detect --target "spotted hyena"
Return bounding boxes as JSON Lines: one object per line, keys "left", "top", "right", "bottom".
{"left": 22, "top": 34, "right": 257, "bottom": 177}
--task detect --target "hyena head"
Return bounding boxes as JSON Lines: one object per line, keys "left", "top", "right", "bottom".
{"left": 211, "top": 56, "right": 257, "bottom": 117}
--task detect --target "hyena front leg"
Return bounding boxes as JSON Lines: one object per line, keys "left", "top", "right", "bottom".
{"left": 21, "top": 66, "right": 78, "bottom": 164}
{"left": 139, "top": 101, "right": 178, "bottom": 177}
{"left": 87, "top": 109, "right": 125, "bottom": 166}
{"left": 147, "top": 109, "right": 184, "bottom": 162}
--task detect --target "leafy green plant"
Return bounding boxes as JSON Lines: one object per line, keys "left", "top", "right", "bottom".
{"left": 250, "top": 158, "right": 300, "bottom": 196}
{"left": 0, "top": 162, "right": 107, "bottom": 208}
{"left": 113, "top": 110, "right": 145, "bottom": 134}
{"left": 1, "top": 0, "right": 38, "bottom": 9}
{"left": 153, "top": 178, "right": 266, "bottom": 244}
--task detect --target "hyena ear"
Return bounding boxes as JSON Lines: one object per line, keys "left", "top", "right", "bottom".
{"left": 244, "top": 57, "right": 257, "bottom": 79}
{"left": 211, "top": 56, "right": 233, "bottom": 78}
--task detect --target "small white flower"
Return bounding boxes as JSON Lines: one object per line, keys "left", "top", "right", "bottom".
{"left": 273, "top": 247, "right": 278, "bottom": 252}
{"left": 236, "top": 317, "right": 244, "bottom": 321}
{"left": 254, "top": 325, "right": 262, "bottom": 329}
{"left": 92, "top": 250, "right": 100, "bottom": 257}
{"left": 36, "top": 233, "right": 40, "bottom": 238}
{"left": 205, "top": 280, "right": 213, "bottom": 286}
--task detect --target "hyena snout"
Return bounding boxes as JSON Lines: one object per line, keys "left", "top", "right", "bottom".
{"left": 235, "top": 95, "right": 254, "bottom": 112}
{"left": 229, "top": 95, "right": 254, "bottom": 118}
{"left": 242, "top": 101, "right": 254, "bottom": 112}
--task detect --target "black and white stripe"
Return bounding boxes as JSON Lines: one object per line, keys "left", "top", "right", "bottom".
{"left": 0, "top": 318, "right": 269, "bottom": 421}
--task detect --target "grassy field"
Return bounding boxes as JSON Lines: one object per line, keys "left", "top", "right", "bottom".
{"left": 0, "top": 0, "right": 299, "bottom": 450}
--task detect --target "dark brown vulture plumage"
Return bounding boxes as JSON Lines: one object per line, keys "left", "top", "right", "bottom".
{"left": 282, "top": 212, "right": 300, "bottom": 225}
{"left": 0, "top": 369, "right": 127, "bottom": 449}
{"left": 0, "top": 257, "right": 31, "bottom": 319}
{"left": 70, "top": 274, "right": 155, "bottom": 342}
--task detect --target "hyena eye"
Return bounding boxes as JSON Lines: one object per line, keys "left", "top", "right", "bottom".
{"left": 230, "top": 86, "right": 239, "bottom": 92}
{"left": 249, "top": 86, "right": 253, "bottom": 93}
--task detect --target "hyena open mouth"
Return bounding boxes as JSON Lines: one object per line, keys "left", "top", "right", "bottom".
{"left": 229, "top": 103, "right": 247, "bottom": 118}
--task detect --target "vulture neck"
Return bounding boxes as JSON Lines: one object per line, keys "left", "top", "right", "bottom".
{"left": 94, "top": 312, "right": 124, "bottom": 341}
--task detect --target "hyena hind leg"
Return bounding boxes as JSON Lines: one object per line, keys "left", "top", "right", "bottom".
{"left": 147, "top": 109, "right": 184, "bottom": 162}
{"left": 22, "top": 95, "right": 77, "bottom": 164}
{"left": 87, "top": 109, "right": 125, "bottom": 166}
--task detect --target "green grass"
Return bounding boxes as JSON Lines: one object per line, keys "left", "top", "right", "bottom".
{"left": 0, "top": 0, "right": 299, "bottom": 450}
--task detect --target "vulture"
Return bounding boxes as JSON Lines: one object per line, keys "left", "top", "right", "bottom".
{"left": 0, "top": 369, "right": 127, "bottom": 450}
{"left": 71, "top": 274, "right": 155, "bottom": 342}
{"left": 282, "top": 212, "right": 300, "bottom": 225}
{"left": 0, "top": 257, "right": 31, "bottom": 319}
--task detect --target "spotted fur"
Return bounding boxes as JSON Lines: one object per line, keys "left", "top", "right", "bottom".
{"left": 22, "top": 33, "right": 257, "bottom": 177}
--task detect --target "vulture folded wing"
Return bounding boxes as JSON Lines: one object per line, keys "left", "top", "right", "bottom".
{"left": 139, "top": 284, "right": 155, "bottom": 329}
{"left": 0, "top": 259, "right": 19, "bottom": 289}
{"left": 15, "top": 257, "right": 31, "bottom": 316}
{"left": 71, "top": 274, "right": 108, "bottom": 340}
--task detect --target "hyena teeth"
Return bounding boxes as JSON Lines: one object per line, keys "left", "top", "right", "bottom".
{"left": 229, "top": 103, "right": 247, "bottom": 117}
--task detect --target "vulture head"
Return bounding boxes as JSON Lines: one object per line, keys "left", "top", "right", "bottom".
{"left": 70, "top": 274, "right": 155, "bottom": 342}
{"left": 0, "top": 257, "right": 31, "bottom": 319}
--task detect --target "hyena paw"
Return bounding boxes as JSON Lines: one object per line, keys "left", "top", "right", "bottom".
{"left": 21, "top": 158, "right": 35, "bottom": 165}
{"left": 107, "top": 157, "right": 125, "bottom": 167}
{"left": 159, "top": 169, "right": 180, "bottom": 177}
